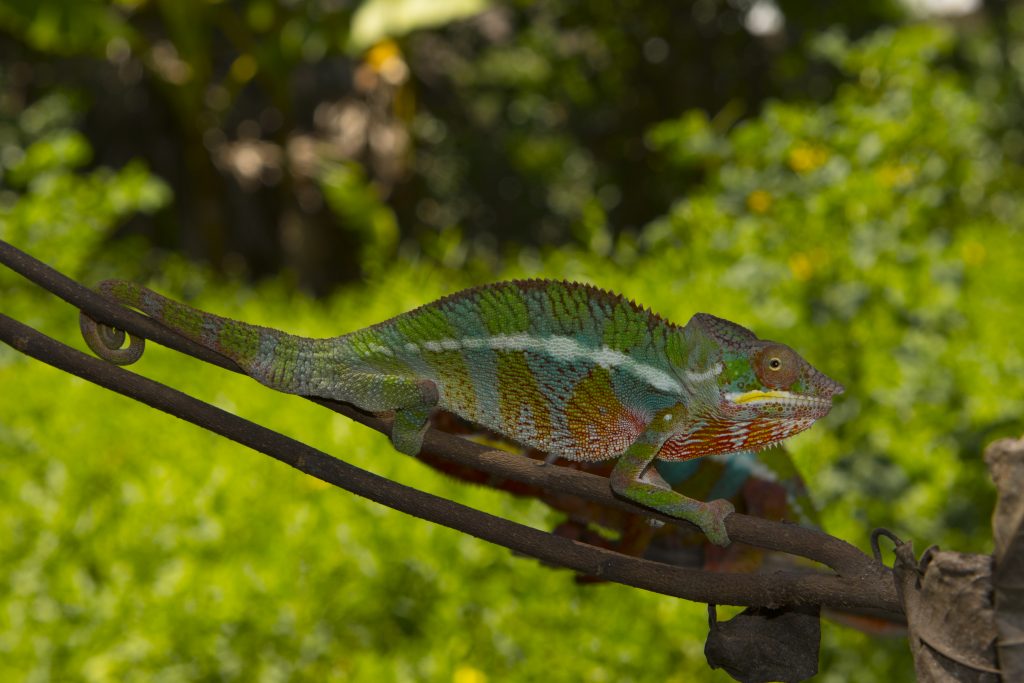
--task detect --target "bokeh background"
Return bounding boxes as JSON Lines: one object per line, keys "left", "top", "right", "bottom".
{"left": 2, "top": 0, "right": 1024, "bottom": 680}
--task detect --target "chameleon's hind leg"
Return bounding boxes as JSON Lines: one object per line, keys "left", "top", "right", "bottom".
{"left": 335, "top": 373, "right": 439, "bottom": 455}
{"left": 391, "top": 404, "right": 434, "bottom": 455}
{"left": 609, "top": 431, "right": 735, "bottom": 547}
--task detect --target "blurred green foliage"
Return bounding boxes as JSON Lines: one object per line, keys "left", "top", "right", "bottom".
{"left": 1, "top": 0, "right": 906, "bottom": 291}
{"left": 0, "top": 87, "right": 169, "bottom": 278}
{"left": 3, "top": 3, "right": 1024, "bottom": 682}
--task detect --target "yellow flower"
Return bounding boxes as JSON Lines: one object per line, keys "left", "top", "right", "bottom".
{"left": 365, "top": 40, "right": 408, "bottom": 84}
{"left": 366, "top": 39, "right": 401, "bottom": 70}
{"left": 877, "top": 163, "right": 915, "bottom": 188}
{"left": 788, "top": 145, "right": 828, "bottom": 173}
{"left": 453, "top": 665, "right": 487, "bottom": 683}
{"left": 747, "top": 189, "right": 773, "bottom": 214}
{"left": 788, "top": 252, "right": 814, "bottom": 281}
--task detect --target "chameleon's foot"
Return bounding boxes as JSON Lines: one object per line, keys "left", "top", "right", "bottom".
{"left": 610, "top": 445, "right": 737, "bottom": 547}
{"left": 690, "top": 499, "right": 735, "bottom": 547}
{"left": 391, "top": 405, "right": 433, "bottom": 455}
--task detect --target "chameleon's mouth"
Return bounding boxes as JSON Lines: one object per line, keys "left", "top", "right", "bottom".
{"left": 725, "top": 390, "right": 832, "bottom": 408}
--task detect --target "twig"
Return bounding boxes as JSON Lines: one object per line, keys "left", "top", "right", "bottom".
{"left": 0, "top": 240, "right": 884, "bottom": 576}
{"left": 0, "top": 312, "right": 901, "bottom": 611}
{"left": 0, "top": 239, "right": 902, "bottom": 612}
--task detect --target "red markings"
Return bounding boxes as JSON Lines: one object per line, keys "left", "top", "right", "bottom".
{"left": 657, "top": 417, "right": 810, "bottom": 461}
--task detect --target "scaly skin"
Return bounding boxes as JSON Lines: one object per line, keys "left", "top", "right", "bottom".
{"left": 80, "top": 279, "right": 844, "bottom": 545}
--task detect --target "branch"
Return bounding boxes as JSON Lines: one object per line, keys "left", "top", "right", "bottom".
{"left": 0, "top": 239, "right": 902, "bottom": 613}
{"left": 0, "top": 313, "right": 899, "bottom": 612}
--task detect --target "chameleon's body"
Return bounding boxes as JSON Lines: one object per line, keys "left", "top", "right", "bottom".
{"left": 81, "top": 279, "right": 843, "bottom": 546}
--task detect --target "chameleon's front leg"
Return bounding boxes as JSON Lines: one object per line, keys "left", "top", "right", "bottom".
{"left": 610, "top": 433, "right": 735, "bottom": 546}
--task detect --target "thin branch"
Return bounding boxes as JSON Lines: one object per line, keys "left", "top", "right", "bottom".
{"left": 0, "top": 239, "right": 902, "bottom": 613}
{"left": 0, "top": 240, "right": 882, "bottom": 576}
{"left": 0, "top": 312, "right": 900, "bottom": 612}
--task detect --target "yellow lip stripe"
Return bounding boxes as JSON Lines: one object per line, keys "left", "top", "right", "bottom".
{"left": 727, "top": 390, "right": 793, "bottom": 404}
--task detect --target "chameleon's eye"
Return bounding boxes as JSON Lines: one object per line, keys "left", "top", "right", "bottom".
{"left": 754, "top": 345, "right": 799, "bottom": 388}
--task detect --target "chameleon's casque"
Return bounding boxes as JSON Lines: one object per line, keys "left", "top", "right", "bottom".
{"left": 81, "top": 279, "right": 843, "bottom": 546}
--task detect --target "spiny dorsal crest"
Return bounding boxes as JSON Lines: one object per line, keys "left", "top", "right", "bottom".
{"left": 432, "top": 279, "right": 680, "bottom": 331}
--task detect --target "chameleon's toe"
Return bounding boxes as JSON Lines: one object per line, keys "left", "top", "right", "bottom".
{"left": 696, "top": 498, "right": 735, "bottom": 547}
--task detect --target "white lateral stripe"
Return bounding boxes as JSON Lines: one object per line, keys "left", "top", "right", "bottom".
{"left": 413, "top": 334, "right": 683, "bottom": 393}
{"left": 685, "top": 362, "right": 723, "bottom": 382}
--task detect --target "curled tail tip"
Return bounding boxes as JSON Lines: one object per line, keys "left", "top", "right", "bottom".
{"left": 79, "top": 309, "right": 146, "bottom": 365}
{"left": 82, "top": 279, "right": 147, "bottom": 365}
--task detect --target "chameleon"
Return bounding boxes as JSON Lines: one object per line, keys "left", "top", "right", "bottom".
{"left": 80, "top": 278, "right": 844, "bottom": 546}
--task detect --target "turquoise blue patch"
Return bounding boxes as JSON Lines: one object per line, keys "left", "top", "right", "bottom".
{"left": 655, "top": 459, "right": 702, "bottom": 486}
{"left": 707, "top": 451, "right": 758, "bottom": 500}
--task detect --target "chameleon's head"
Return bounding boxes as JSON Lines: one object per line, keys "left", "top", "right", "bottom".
{"left": 679, "top": 313, "right": 844, "bottom": 455}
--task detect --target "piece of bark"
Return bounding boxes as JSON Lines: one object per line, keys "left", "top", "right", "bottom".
{"left": 895, "top": 541, "right": 999, "bottom": 682}
{"left": 705, "top": 604, "right": 820, "bottom": 683}
{"left": 985, "top": 436, "right": 1024, "bottom": 680}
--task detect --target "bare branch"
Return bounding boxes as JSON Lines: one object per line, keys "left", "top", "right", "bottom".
{"left": 0, "top": 238, "right": 902, "bottom": 613}
{"left": 0, "top": 312, "right": 901, "bottom": 612}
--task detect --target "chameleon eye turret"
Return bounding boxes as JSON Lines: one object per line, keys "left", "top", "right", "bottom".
{"left": 754, "top": 344, "right": 799, "bottom": 388}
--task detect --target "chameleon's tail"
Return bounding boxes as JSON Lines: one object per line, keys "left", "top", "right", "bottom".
{"left": 81, "top": 279, "right": 337, "bottom": 396}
